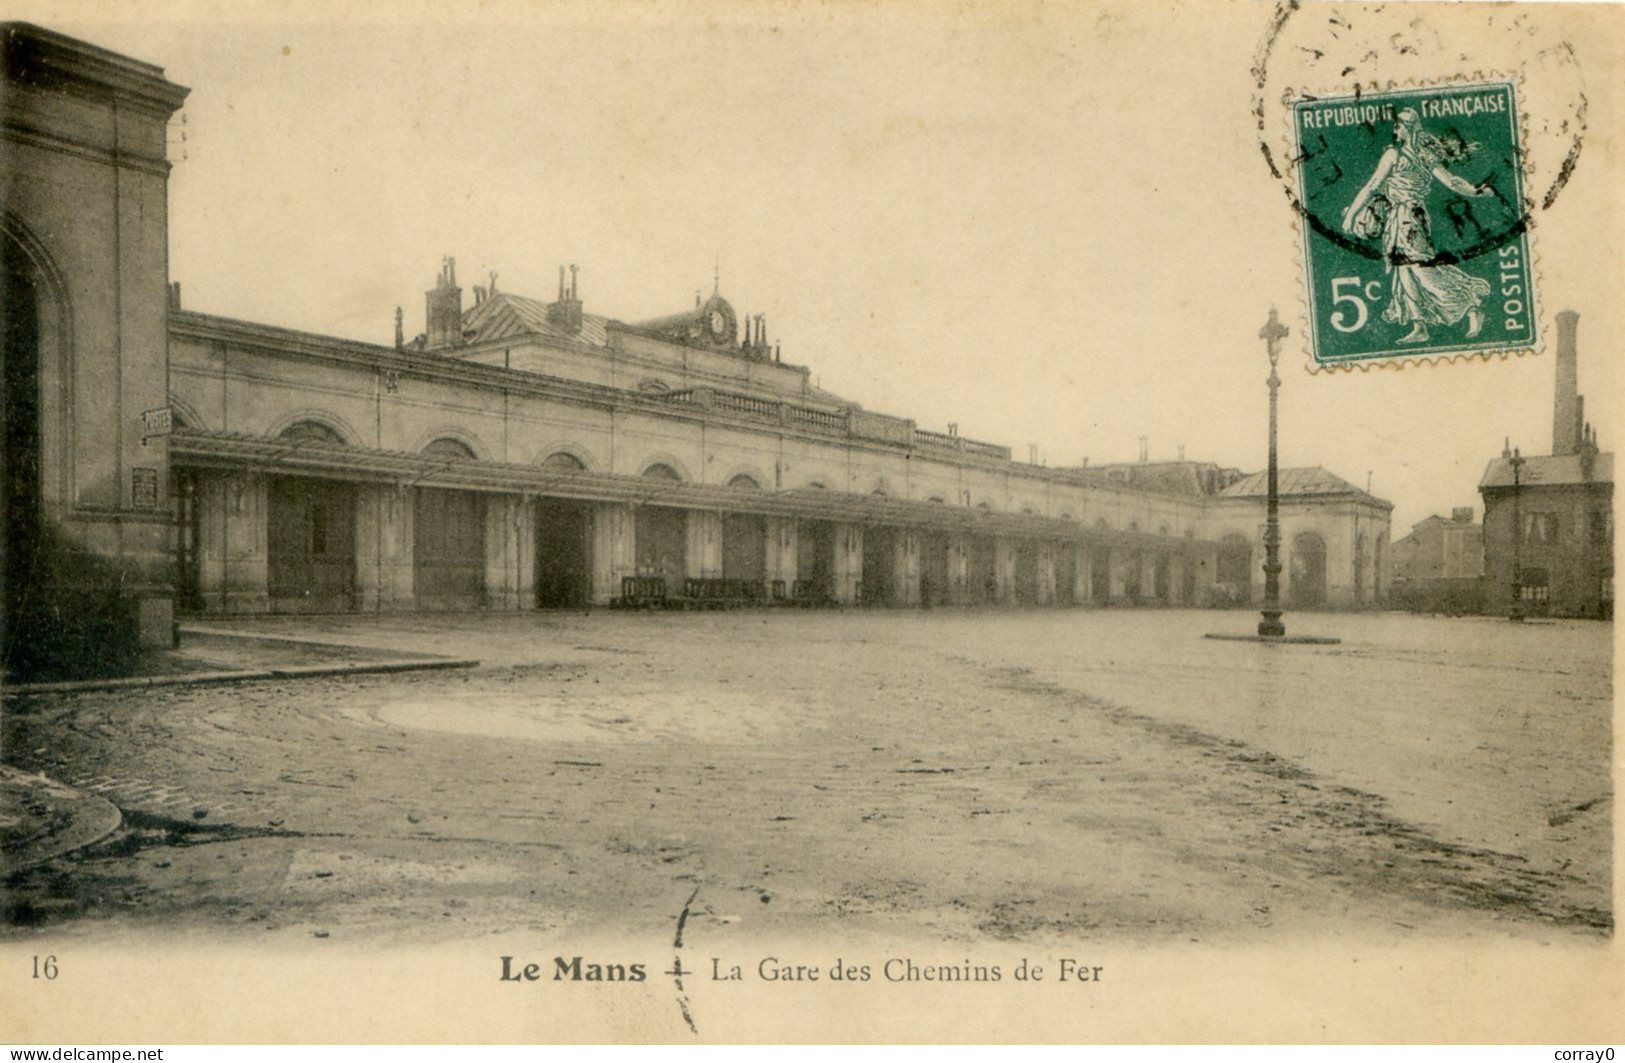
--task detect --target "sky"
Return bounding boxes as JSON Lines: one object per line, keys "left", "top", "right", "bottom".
{"left": 35, "top": 0, "right": 1625, "bottom": 532}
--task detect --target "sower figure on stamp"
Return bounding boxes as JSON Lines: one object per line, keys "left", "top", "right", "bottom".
{"left": 1340, "top": 107, "right": 1494, "bottom": 345}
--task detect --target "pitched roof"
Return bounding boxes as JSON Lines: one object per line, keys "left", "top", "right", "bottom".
{"left": 1218, "top": 465, "right": 1389, "bottom": 506}
{"left": 1479, "top": 451, "right": 1613, "bottom": 489}
{"left": 459, "top": 292, "right": 611, "bottom": 348}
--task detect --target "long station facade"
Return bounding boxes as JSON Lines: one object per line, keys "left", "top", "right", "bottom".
{"left": 2, "top": 23, "right": 1392, "bottom": 647}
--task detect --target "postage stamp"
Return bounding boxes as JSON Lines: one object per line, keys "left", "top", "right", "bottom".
{"left": 1290, "top": 81, "right": 1536, "bottom": 367}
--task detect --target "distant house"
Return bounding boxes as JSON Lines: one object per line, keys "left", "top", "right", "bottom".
{"left": 1390, "top": 507, "right": 1484, "bottom": 614}
{"left": 1478, "top": 312, "right": 1613, "bottom": 619}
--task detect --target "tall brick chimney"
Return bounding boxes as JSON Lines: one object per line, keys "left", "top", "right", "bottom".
{"left": 425, "top": 256, "right": 463, "bottom": 350}
{"left": 1552, "top": 309, "right": 1580, "bottom": 455}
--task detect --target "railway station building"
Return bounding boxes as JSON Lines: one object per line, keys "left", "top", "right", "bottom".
{"left": 1, "top": 23, "right": 1393, "bottom": 661}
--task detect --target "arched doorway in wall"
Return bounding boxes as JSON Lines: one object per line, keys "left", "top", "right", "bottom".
{"left": 536, "top": 451, "right": 593, "bottom": 608}
{"left": 267, "top": 421, "right": 358, "bottom": 613}
{"left": 2, "top": 237, "right": 43, "bottom": 665}
{"left": 1153, "top": 553, "right": 1171, "bottom": 601}
{"left": 1289, "top": 530, "right": 1328, "bottom": 608}
{"left": 414, "top": 437, "right": 485, "bottom": 610}
{"left": 635, "top": 463, "right": 687, "bottom": 594}
{"left": 1216, "top": 533, "right": 1253, "bottom": 606}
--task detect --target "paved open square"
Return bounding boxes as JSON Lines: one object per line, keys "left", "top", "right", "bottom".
{"left": 2, "top": 610, "right": 1610, "bottom": 945}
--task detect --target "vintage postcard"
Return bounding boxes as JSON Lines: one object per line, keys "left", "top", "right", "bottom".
{"left": 0, "top": 0, "right": 1620, "bottom": 1046}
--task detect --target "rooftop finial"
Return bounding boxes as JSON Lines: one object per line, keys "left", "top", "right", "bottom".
{"left": 714, "top": 256, "right": 720, "bottom": 295}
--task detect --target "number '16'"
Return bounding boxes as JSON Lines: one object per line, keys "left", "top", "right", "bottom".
{"left": 1329, "top": 276, "right": 1384, "bottom": 333}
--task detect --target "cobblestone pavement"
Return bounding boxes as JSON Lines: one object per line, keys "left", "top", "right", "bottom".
{"left": 0, "top": 609, "right": 1610, "bottom": 945}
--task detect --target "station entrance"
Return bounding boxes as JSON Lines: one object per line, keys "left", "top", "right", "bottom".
{"left": 1013, "top": 541, "right": 1039, "bottom": 604}
{"left": 268, "top": 477, "right": 357, "bottom": 613}
{"left": 414, "top": 487, "right": 485, "bottom": 610}
{"left": 967, "top": 536, "right": 997, "bottom": 604}
{"left": 1091, "top": 547, "right": 1112, "bottom": 602}
{"left": 796, "top": 520, "right": 835, "bottom": 602}
{"left": 721, "top": 512, "right": 767, "bottom": 592}
{"left": 860, "top": 525, "right": 897, "bottom": 605}
{"left": 535, "top": 497, "right": 592, "bottom": 608}
{"left": 635, "top": 506, "right": 687, "bottom": 595}
{"left": 1055, "top": 545, "right": 1077, "bottom": 605}
{"left": 920, "top": 531, "right": 951, "bottom": 607}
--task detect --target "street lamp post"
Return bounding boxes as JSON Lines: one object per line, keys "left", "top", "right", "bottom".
{"left": 1258, "top": 308, "right": 1288, "bottom": 638}
{"left": 1508, "top": 446, "right": 1525, "bottom": 622}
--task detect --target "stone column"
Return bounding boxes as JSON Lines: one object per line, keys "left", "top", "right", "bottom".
{"left": 1036, "top": 542, "right": 1057, "bottom": 605}
{"left": 832, "top": 522, "right": 863, "bottom": 604}
{"left": 686, "top": 510, "right": 723, "bottom": 580}
{"left": 993, "top": 538, "right": 1014, "bottom": 603}
{"left": 196, "top": 472, "right": 269, "bottom": 613}
{"left": 482, "top": 495, "right": 535, "bottom": 611}
{"left": 892, "top": 529, "right": 921, "bottom": 607}
{"left": 947, "top": 534, "right": 970, "bottom": 605}
{"left": 356, "top": 483, "right": 414, "bottom": 612}
{"left": 1075, "top": 545, "right": 1094, "bottom": 606}
{"left": 765, "top": 517, "right": 798, "bottom": 598}
{"left": 1110, "top": 550, "right": 1132, "bottom": 601}
{"left": 591, "top": 502, "right": 636, "bottom": 605}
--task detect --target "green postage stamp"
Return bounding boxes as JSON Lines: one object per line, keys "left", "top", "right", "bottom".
{"left": 1291, "top": 81, "right": 1535, "bottom": 367}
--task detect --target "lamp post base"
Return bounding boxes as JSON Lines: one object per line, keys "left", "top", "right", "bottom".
{"left": 1257, "top": 611, "right": 1285, "bottom": 638}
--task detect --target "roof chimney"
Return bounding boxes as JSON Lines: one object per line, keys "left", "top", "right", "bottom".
{"left": 547, "top": 263, "right": 584, "bottom": 333}
{"left": 424, "top": 256, "right": 463, "bottom": 350}
{"left": 1553, "top": 309, "right": 1580, "bottom": 455}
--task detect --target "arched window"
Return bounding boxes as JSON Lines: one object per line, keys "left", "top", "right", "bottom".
{"left": 541, "top": 451, "right": 586, "bottom": 472}
{"left": 727, "top": 473, "right": 761, "bottom": 490}
{"left": 423, "top": 437, "right": 477, "bottom": 460}
{"left": 642, "top": 463, "right": 682, "bottom": 482}
{"left": 278, "top": 420, "right": 344, "bottom": 444}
